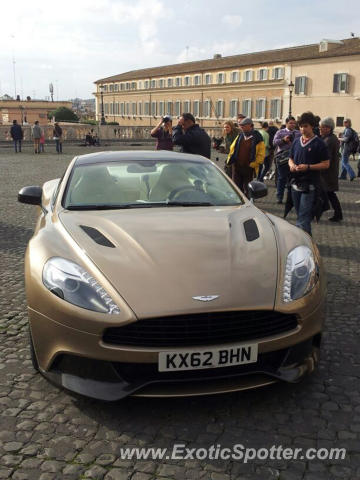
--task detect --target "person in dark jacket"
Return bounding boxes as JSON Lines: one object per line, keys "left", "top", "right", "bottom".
{"left": 172, "top": 113, "right": 211, "bottom": 159}
{"left": 10, "top": 120, "right": 24, "bottom": 153}
{"left": 320, "top": 117, "right": 343, "bottom": 222}
{"left": 53, "top": 123, "right": 63, "bottom": 154}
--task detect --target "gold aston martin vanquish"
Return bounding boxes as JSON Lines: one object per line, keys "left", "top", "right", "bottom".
{"left": 18, "top": 151, "right": 326, "bottom": 401}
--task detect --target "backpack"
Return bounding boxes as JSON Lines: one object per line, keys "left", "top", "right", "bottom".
{"left": 349, "top": 128, "right": 359, "bottom": 154}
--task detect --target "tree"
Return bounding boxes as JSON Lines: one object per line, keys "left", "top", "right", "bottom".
{"left": 48, "top": 107, "right": 79, "bottom": 122}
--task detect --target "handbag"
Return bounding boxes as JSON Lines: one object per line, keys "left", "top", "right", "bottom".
{"left": 274, "top": 149, "right": 290, "bottom": 166}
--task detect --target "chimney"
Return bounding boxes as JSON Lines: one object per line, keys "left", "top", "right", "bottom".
{"left": 213, "top": 53, "right": 222, "bottom": 59}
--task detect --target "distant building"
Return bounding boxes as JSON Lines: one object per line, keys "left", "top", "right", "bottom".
{"left": 0, "top": 99, "right": 73, "bottom": 125}
{"left": 94, "top": 37, "right": 360, "bottom": 129}
{"left": 71, "top": 98, "right": 96, "bottom": 120}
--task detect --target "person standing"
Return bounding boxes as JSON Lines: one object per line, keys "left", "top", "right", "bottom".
{"left": 150, "top": 116, "right": 173, "bottom": 151}
{"left": 273, "top": 117, "right": 301, "bottom": 203}
{"left": 221, "top": 120, "right": 239, "bottom": 177}
{"left": 319, "top": 117, "right": 343, "bottom": 222}
{"left": 32, "top": 121, "right": 42, "bottom": 154}
{"left": 265, "top": 120, "right": 279, "bottom": 179}
{"left": 39, "top": 131, "right": 45, "bottom": 153}
{"left": 257, "top": 122, "right": 270, "bottom": 181}
{"left": 172, "top": 113, "right": 211, "bottom": 159}
{"left": 10, "top": 120, "right": 23, "bottom": 153}
{"left": 226, "top": 117, "right": 265, "bottom": 198}
{"left": 288, "top": 112, "right": 329, "bottom": 236}
{"left": 53, "top": 122, "right": 63, "bottom": 154}
{"left": 338, "top": 118, "right": 356, "bottom": 181}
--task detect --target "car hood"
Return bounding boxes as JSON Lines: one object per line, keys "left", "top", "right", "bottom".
{"left": 59, "top": 205, "right": 278, "bottom": 318}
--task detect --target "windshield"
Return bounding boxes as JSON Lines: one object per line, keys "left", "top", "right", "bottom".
{"left": 63, "top": 159, "right": 243, "bottom": 209}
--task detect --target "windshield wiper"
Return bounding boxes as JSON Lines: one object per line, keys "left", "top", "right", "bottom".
{"left": 66, "top": 201, "right": 215, "bottom": 210}
{"left": 165, "top": 201, "right": 214, "bottom": 206}
{"left": 66, "top": 204, "right": 138, "bottom": 210}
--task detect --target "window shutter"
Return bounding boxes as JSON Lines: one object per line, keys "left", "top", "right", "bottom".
{"left": 295, "top": 77, "right": 300, "bottom": 94}
{"left": 303, "top": 77, "right": 308, "bottom": 95}
{"left": 255, "top": 100, "right": 260, "bottom": 118}
{"left": 257, "top": 70, "right": 260, "bottom": 81}
{"left": 345, "top": 74, "right": 350, "bottom": 93}
{"left": 242, "top": 100, "right": 247, "bottom": 116}
{"left": 333, "top": 74, "right": 340, "bottom": 93}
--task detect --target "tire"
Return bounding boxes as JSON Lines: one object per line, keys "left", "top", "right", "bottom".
{"left": 28, "top": 325, "right": 39, "bottom": 371}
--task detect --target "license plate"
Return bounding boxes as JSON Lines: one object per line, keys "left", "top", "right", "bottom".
{"left": 158, "top": 343, "right": 258, "bottom": 372}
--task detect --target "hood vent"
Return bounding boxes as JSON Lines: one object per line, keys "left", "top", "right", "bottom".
{"left": 243, "top": 219, "right": 259, "bottom": 242}
{"left": 80, "top": 225, "right": 115, "bottom": 248}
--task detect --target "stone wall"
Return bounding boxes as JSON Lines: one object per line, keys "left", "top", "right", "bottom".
{"left": 0, "top": 124, "right": 223, "bottom": 143}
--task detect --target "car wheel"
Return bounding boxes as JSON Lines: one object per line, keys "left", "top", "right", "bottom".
{"left": 28, "top": 325, "right": 39, "bottom": 371}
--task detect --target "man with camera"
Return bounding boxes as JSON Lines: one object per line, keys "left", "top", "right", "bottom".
{"left": 172, "top": 113, "right": 211, "bottom": 159}
{"left": 150, "top": 116, "right": 173, "bottom": 151}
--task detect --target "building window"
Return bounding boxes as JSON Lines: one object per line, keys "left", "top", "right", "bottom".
{"left": 203, "top": 100, "right": 211, "bottom": 117}
{"left": 272, "top": 67, "right": 284, "bottom": 80}
{"left": 159, "top": 101, "right": 165, "bottom": 116}
{"left": 270, "top": 98, "right": 282, "bottom": 119}
{"left": 120, "top": 103, "right": 125, "bottom": 115}
{"left": 258, "top": 68, "right": 268, "bottom": 81}
{"left": 184, "top": 76, "right": 191, "bottom": 86}
{"left": 126, "top": 82, "right": 131, "bottom": 90}
{"left": 150, "top": 79, "right": 156, "bottom": 89}
{"left": 204, "top": 74, "right": 212, "bottom": 85}
{"left": 132, "top": 102, "right": 137, "bottom": 115}
{"left": 231, "top": 71, "right": 239, "bottom": 83}
{"left": 193, "top": 100, "right": 200, "bottom": 117}
{"left": 336, "top": 116, "right": 344, "bottom": 127}
{"left": 115, "top": 103, "right": 119, "bottom": 115}
{"left": 295, "top": 76, "right": 308, "bottom": 94}
{"left": 167, "top": 78, "right": 173, "bottom": 88}
{"left": 215, "top": 99, "right": 224, "bottom": 118}
{"left": 151, "top": 101, "right": 157, "bottom": 116}
{"left": 109, "top": 103, "right": 113, "bottom": 115}
{"left": 144, "top": 80, "right": 149, "bottom": 89}
{"left": 104, "top": 103, "right": 109, "bottom": 114}
{"left": 255, "top": 99, "right": 266, "bottom": 119}
{"left": 120, "top": 83, "right": 125, "bottom": 91}
{"left": 125, "top": 103, "right": 130, "bottom": 115}
{"left": 114, "top": 84, "right": 119, "bottom": 92}
{"left": 229, "top": 99, "right": 238, "bottom": 118}
{"left": 159, "top": 79, "right": 165, "bottom": 88}
{"left": 109, "top": 85, "right": 113, "bottom": 92}
{"left": 144, "top": 102, "right": 150, "bottom": 115}
{"left": 131, "top": 82, "right": 137, "bottom": 90}
{"left": 138, "top": 102, "right": 143, "bottom": 116}
{"left": 175, "top": 77, "right": 182, "bottom": 87}
{"left": 175, "top": 101, "right": 181, "bottom": 116}
{"left": 242, "top": 99, "right": 252, "bottom": 117}
{"left": 103, "top": 85, "right": 108, "bottom": 92}
{"left": 217, "top": 73, "right": 225, "bottom": 84}
{"left": 138, "top": 81, "right": 142, "bottom": 90}
{"left": 194, "top": 75, "right": 201, "bottom": 86}
{"left": 333, "top": 73, "right": 349, "bottom": 93}
{"left": 183, "top": 100, "right": 191, "bottom": 112}
{"left": 244, "top": 70, "right": 253, "bottom": 82}
{"left": 166, "top": 101, "right": 173, "bottom": 115}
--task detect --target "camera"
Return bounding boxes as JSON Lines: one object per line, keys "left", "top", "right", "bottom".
{"left": 162, "top": 116, "right": 172, "bottom": 124}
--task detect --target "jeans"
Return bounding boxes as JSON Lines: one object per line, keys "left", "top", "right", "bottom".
{"left": 258, "top": 156, "right": 271, "bottom": 181}
{"left": 276, "top": 163, "right": 290, "bottom": 201}
{"left": 291, "top": 188, "right": 316, "bottom": 236}
{"left": 339, "top": 149, "right": 355, "bottom": 179}
{"left": 14, "top": 140, "right": 22, "bottom": 152}
{"left": 55, "top": 140, "right": 62, "bottom": 153}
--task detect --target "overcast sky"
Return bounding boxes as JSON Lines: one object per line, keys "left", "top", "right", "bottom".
{"left": 1, "top": 0, "right": 359, "bottom": 100}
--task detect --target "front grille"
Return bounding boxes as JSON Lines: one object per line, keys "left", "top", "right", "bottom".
{"left": 103, "top": 311, "right": 298, "bottom": 347}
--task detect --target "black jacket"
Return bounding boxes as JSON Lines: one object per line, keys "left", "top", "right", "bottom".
{"left": 172, "top": 124, "right": 211, "bottom": 159}
{"left": 10, "top": 124, "right": 23, "bottom": 141}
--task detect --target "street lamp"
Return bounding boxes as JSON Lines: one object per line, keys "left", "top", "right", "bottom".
{"left": 288, "top": 80, "right": 294, "bottom": 117}
{"left": 99, "top": 85, "right": 106, "bottom": 125}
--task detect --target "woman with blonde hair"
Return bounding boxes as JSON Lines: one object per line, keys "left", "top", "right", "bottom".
{"left": 222, "top": 120, "right": 239, "bottom": 177}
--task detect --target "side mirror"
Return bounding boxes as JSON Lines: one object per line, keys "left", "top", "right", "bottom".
{"left": 18, "top": 186, "right": 43, "bottom": 205}
{"left": 248, "top": 180, "right": 268, "bottom": 200}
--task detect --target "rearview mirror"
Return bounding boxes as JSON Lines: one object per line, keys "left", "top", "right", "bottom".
{"left": 18, "top": 186, "right": 43, "bottom": 205}
{"left": 248, "top": 180, "right": 267, "bottom": 200}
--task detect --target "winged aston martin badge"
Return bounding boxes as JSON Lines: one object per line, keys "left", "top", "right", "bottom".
{"left": 192, "top": 295, "right": 219, "bottom": 302}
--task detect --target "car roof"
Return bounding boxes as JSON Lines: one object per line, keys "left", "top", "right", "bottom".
{"left": 74, "top": 150, "right": 210, "bottom": 166}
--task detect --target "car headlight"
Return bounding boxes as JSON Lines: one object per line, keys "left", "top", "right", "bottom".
{"left": 283, "top": 246, "right": 319, "bottom": 303}
{"left": 43, "top": 257, "right": 120, "bottom": 314}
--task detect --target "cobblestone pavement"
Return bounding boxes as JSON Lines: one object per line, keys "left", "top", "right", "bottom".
{"left": 1, "top": 144, "right": 360, "bottom": 480}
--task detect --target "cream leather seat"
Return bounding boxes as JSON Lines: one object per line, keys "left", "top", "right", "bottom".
{"left": 149, "top": 164, "right": 192, "bottom": 202}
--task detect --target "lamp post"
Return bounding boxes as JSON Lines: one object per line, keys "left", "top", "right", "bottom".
{"left": 99, "top": 85, "right": 106, "bottom": 125}
{"left": 288, "top": 80, "right": 294, "bottom": 117}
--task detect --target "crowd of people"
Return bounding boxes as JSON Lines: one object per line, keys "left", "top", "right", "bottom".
{"left": 10, "top": 120, "right": 64, "bottom": 154}
{"left": 150, "top": 111, "right": 359, "bottom": 236}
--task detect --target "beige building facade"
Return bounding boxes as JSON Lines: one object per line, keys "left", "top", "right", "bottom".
{"left": 94, "top": 37, "right": 360, "bottom": 130}
{"left": 0, "top": 100, "right": 73, "bottom": 126}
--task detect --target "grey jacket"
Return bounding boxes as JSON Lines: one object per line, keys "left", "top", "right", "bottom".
{"left": 32, "top": 124, "right": 42, "bottom": 139}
